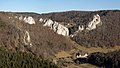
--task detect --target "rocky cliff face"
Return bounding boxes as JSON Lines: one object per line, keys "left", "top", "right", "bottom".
{"left": 86, "top": 14, "right": 102, "bottom": 30}
{"left": 23, "top": 16, "right": 35, "bottom": 24}
{"left": 42, "top": 18, "right": 69, "bottom": 36}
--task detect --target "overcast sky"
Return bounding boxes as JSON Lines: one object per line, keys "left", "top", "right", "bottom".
{"left": 0, "top": 0, "right": 120, "bottom": 13}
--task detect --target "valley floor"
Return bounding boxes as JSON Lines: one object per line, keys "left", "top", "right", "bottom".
{"left": 55, "top": 40, "right": 120, "bottom": 68}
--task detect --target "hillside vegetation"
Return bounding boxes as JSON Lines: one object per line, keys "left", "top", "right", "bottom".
{"left": 88, "top": 50, "right": 120, "bottom": 68}
{"left": 0, "top": 47, "right": 58, "bottom": 68}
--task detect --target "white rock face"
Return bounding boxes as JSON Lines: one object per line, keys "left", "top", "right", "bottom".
{"left": 56, "top": 24, "right": 69, "bottom": 36}
{"left": 39, "top": 18, "right": 43, "bottom": 22}
{"left": 86, "top": 14, "right": 102, "bottom": 30}
{"left": 43, "top": 19, "right": 54, "bottom": 29}
{"left": 53, "top": 21, "right": 59, "bottom": 32}
{"left": 23, "top": 16, "right": 35, "bottom": 24}
{"left": 24, "top": 31, "right": 32, "bottom": 46}
{"left": 43, "top": 19, "right": 47, "bottom": 22}
{"left": 23, "top": 17, "right": 27, "bottom": 20}
{"left": 19, "top": 16, "right": 23, "bottom": 20}
{"left": 43, "top": 19, "right": 69, "bottom": 36}
{"left": 79, "top": 25, "right": 84, "bottom": 31}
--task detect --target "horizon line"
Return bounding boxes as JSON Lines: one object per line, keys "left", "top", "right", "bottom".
{"left": 0, "top": 9, "right": 119, "bottom": 14}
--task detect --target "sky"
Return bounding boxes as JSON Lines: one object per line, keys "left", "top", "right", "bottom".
{"left": 0, "top": 0, "right": 120, "bottom": 14}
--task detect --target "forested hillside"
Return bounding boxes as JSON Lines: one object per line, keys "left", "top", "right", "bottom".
{"left": 0, "top": 47, "right": 58, "bottom": 68}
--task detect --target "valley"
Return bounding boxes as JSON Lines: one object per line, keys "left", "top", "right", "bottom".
{"left": 0, "top": 10, "right": 120, "bottom": 68}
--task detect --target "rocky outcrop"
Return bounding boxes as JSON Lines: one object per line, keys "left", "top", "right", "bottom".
{"left": 56, "top": 24, "right": 69, "bottom": 36}
{"left": 19, "top": 16, "right": 23, "bottom": 20}
{"left": 39, "top": 18, "right": 43, "bottom": 22}
{"left": 78, "top": 25, "right": 84, "bottom": 31}
{"left": 43, "top": 19, "right": 54, "bottom": 29}
{"left": 23, "top": 31, "right": 32, "bottom": 47}
{"left": 23, "top": 16, "right": 35, "bottom": 24}
{"left": 69, "top": 14, "right": 101, "bottom": 38}
{"left": 53, "top": 21, "right": 59, "bottom": 32}
{"left": 86, "top": 14, "right": 102, "bottom": 30}
{"left": 43, "top": 18, "right": 69, "bottom": 36}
